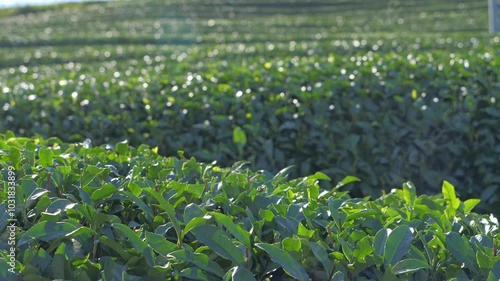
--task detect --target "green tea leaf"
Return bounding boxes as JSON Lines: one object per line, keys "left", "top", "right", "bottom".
{"left": 346, "top": 209, "right": 377, "bottom": 222}
{"left": 339, "top": 175, "right": 361, "bottom": 186}
{"left": 487, "top": 260, "right": 500, "bottom": 281}
{"left": 256, "top": 243, "right": 309, "bottom": 281}
{"left": 403, "top": 181, "right": 416, "bottom": 206}
{"left": 307, "top": 172, "right": 331, "bottom": 182}
{"left": 259, "top": 209, "right": 274, "bottom": 222}
{"left": 18, "top": 221, "right": 78, "bottom": 247}
{"left": 38, "top": 147, "right": 53, "bottom": 167}
{"left": 463, "top": 199, "right": 480, "bottom": 214}
{"left": 124, "top": 191, "right": 154, "bottom": 221}
{"left": 145, "top": 231, "right": 178, "bottom": 257}
{"left": 335, "top": 175, "right": 361, "bottom": 190}
{"left": 328, "top": 197, "right": 346, "bottom": 228}
{"left": 374, "top": 228, "right": 390, "bottom": 257}
{"left": 339, "top": 237, "right": 354, "bottom": 262}
{"left": 231, "top": 266, "right": 257, "bottom": 281}
{"left": 100, "top": 256, "right": 126, "bottom": 281}
{"left": 98, "top": 235, "right": 132, "bottom": 261}
{"left": 90, "top": 183, "right": 117, "bottom": 200}
{"left": 51, "top": 242, "right": 73, "bottom": 280}
{"left": 308, "top": 242, "right": 334, "bottom": 274}
{"left": 80, "top": 165, "right": 104, "bottom": 188}
{"left": 297, "top": 222, "right": 315, "bottom": 238}
{"left": 384, "top": 225, "right": 413, "bottom": 266}
{"left": 477, "top": 249, "right": 500, "bottom": 270}
{"left": 354, "top": 236, "right": 373, "bottom": 260}
{"left": 233, "top": 127, "right": 247, "bottom": 145}
{"left": 211, "top": 212, "right": 251, "bottom": 248}
{"left": 184, "top": 216, "right": 211, "bottom": 240}
{"left": 331, "top": 271, "right": 345, "bottom": 281}
{"left": 282, "top": 237, "right": 301, "bottom": 252}
{"left": 126, "top": 182, "right": 142, "bottom": 197}
{"left": 442, "top": 181, "right": 460, "bottom": 211}
{"left": 192, "top": 225, "right": 245, "bottom": 265}
{"left": 180, "top": 268, "right": 209, "bottom": 281}
{"left": 445, "top": 232, "right": 478, "bottom": 271}
{"left": 169, "top": 249, "right": 224, "bottom": 277}
{"left": 183, "top": 203, "right": 205, "bottom": 223}
{"left": 112, "top": 223, "right": 155, "bottom": 267}
{"left": 115, "top": 140, "right": 129, "bottom": 156}
{"left": 392, "top": 258, "right": 431, "bottom": 275}
{"left": 143, "top": 188, "right": 182, "bottom": 246}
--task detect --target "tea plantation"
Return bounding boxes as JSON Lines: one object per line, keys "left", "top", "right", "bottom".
{"left": 0, "top": 0, "right": 499, "bottom": 280}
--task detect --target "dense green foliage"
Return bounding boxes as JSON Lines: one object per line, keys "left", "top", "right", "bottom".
{"left": 0, "top": 0, "right": 499, "bottom": 279}
{"left": 1, "top": 0, "right": 498, "bottom": 213}
{"left": 0, "top": 133, "right": 499, "bottom": 280}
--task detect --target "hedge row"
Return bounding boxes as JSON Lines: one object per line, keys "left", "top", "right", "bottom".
{"left": 0, "top": 134, "right": 499, "bottom": 280}
{"left": 1, "top": 41, "right": 499, "bottom": 213}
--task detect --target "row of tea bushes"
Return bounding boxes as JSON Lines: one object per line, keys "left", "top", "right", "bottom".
{"left": 1, "top": 41, "right": 499, "bottom": 214}
{"left": 0, "top": 134, "right": 499, "bottom": 280}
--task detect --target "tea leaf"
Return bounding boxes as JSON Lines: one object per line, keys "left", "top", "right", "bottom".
{"left": 192, "top": 225, "right": 246, "bottom": 265}
{"left": 393, "top": 258, "right": 431, "bottom": 275}
{"left": 256, "top": 243, "right": 309, "bottom": 281}
{"left": 384, "top": 225, "right": 413, "bottom": 266}
{"left": 445, "top": 232, "right": 478, "bottom": 271}
{"left": 169, "top": 249, "right": 225, "bottom": 277}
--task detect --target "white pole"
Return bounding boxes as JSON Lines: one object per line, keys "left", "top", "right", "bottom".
{"left": 489, "top": 0, "right": 499, "bottom": 33}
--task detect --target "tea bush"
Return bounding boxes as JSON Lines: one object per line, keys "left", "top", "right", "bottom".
{"left": 0, "top": 134, "right": 499, "bottom": 280}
